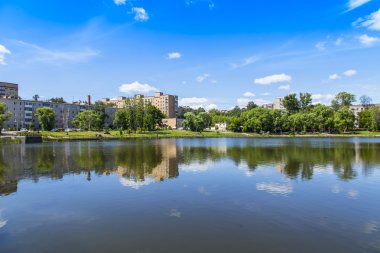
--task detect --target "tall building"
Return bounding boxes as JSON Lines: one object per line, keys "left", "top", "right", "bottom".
{"left": 102, "top": 92, "right": 179, "bottom": 118}
{"left": 0, "top": 82, "right": 18, "bottom": 98}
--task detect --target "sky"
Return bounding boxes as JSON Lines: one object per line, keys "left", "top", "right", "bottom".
{"left": 0, "top": 0, "right": 380, "bottom": 110}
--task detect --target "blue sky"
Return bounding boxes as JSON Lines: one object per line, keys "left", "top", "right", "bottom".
{"left": 0, "top": 0, "right": 380, "bottom": 109}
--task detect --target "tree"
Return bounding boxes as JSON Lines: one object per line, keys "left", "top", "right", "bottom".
{"left": 32, "top": 94, "right": 40, "bottom": 101}
{"left": 49, "top": 97, "right": 66, "bottom": 103}
{"left": 334, "top": 107, "right": 355, "bottom": 133}
{"left": 246, "top": 101, "right": 258, "bottom": 110}
{"left": 299, "top": 93, "right": 312, "bottom": 110}
{"left": 91, "top": 101, "right": 108, "bottom": 128}
{"left": 198, "top": 112, "right": 212, "bottom": 129}
{"left": 331, "top": 92, "right": 356, "bottom": 110}
{"left": 360, "top": 95, "right": 372, "bottom": 109}
{"left": 35, "top": 107, "right": 55, "bottom": 131}
{"left": 0, "top": 102, "right": 12, "bottom": 134}
{"left": 72, "top": 110, "right": 102, "bottom": 131}
{"left": 113, "top": 110, "right": 129, "bottom": 130}
{"left": 283, "top": 93, "right": 300, "bottom": 113}
{"left": 182, "top": 112, "right": 211, "bottom": 132}
{"left": 144, "top": 104, "right": 165, "bottom": 131}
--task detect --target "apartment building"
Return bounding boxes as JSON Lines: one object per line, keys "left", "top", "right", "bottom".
{"left": 102, "top": 92, "right": 179, "bottom": 118}
{"left": 273, "top": 97, "right": 285, "bottom": 110}
{"left": 0, "top": 98, "right": 89, "bottom": 130}
{"left": 0, "top": 82, "right": 19, "bottom": 98}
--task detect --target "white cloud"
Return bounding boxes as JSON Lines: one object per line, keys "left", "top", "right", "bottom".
{"left": 243, "top": 92, "right": 256, "bottom": 97}
{"left": 210, "top": 79, "right": 217, "bottom": 84}
{"left": 261, "top": 92, "right": 271, "bottom": 96}
{"left": 254, "top": 74, "right": 292, "bottom": 85}
{"left": 347, "top": 0, "right": 372, "bottom": 11}
{"left": 170, "top": 209, "right": 182, "bottom": 218}
{"left": 237, "top": 98, "right": 250, "bottom": 108}
{"left": 278, "top": 84, "right": 290, "bottom": 90}
{"left": 119, "top": 81, "right": 159, "bottom": 94}
{"left": 114, "top": 0, "right": 126, "bottom": 5}
{"left": 357, "top": 9, "right": 380, "bottom": 30}
{"left": 0, "top": 44, "right": 11, "bottom": 65}
{"left": 231, "top": 56, "right": 257, "bottom": 69}
{"left": 358, "top": 34, "right": 380, "bottom": 46}
{"left": 167, "top": 52, "right": 182, "bottom": 60}
{"left": 179, "top": 97, "right": 216, "bottom": 110}
{"left": 132, "top": 7, "right": 149, "bottom": 22}
{"left": 311, "top": 94, "right": 335, "bottom": 104}
{"left": 329, "top": 73, "right": 341, "bottom": 80}
{"left": 17, "top": 40, "right": 98, "bottom": 63}
{"left": 196, "top": 73, "right": 209, "bottom": 83}
{"left": 315, "top": 41, "right": 327, "bottom": 51}
{"left": 256, "top": 182, "right": 293, "bottom": 195}
{"left": 343, "top": 69, "right": 358, "bottom": 77}
{"left": 237, "top": 98, "right": 269, "bottom": 107}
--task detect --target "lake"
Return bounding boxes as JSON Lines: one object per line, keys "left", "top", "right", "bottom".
{"left": 0, "top": 138, "right": 380, "bottom": 253}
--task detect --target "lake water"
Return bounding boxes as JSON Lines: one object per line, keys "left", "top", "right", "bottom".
{"left": 0, "top": 138, "right": 380, "bottom": 253}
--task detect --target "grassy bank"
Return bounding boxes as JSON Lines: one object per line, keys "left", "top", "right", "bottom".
{"left": 36, "top": 129, "right": 380, "bottom": 141}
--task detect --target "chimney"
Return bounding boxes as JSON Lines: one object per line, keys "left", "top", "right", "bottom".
{"left": 87, "top": 95, "right": 91, "bottom": 106}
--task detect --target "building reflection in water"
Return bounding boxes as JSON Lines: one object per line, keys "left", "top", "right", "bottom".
{"left": 1, "top": 138, "right": 380, "bottom": 195}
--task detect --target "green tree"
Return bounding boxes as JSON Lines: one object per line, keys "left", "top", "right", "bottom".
{"left": 113, "top": 110, "right": 129, "bottom": 130}
{"left": 35, "top": 107, "right": 55, "bottom": 131}
{"left": 358, "top": 109, "right": 372, "bottom": 130}
{"left": 299, "top": 92, "right": 312, "bottom": 110}
{"left": 246, "top": 101, "right": 258, "bottom": 110}
{"left": 72, "top": 110, "right": 102, "bottom": 131}
{"left": 144, "top": 104, "right": 164, "bottom": 131}
{"left": 91, "top": 101, "right": 108, "bottom": 129}
{"left": 334, "top": 107, "right": 355, "bottom": 133}
{"left": 0, "top": 102, "right": 12, "bottom": 134}
{"left": 32, "top": 94, "right": 39, "bottom": 101}
{"left": 283, "top": 93, "right": 300, "bottom": 113}
{"left": 49, "top": 97, "right": 66, "bottom": 103}
{"left": 331, "top": 92, "right": 356, "bottom": 110}
{"left": 360, "top": 95, "right": 372, "bottom": 109}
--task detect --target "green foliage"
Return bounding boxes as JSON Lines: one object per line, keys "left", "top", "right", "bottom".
{"left": 283, "top": 93, "right": 300, "bottom": 113}
{"left": 331, "top": 92, "right": 356, "bottom": 110}
{"left": 49, "top": 97, "right": 66, "bottom": 103}
{"left": 182, "top": 112, "right": 211, "bottom": 132}
{"left": 359, "top": 107, "right": 380, "bottom": 131}
{"left": 178, "top": 106, "right": 205, "bottom": 119}
{"left": 0, "top": 102, "right": 12, "bottom": 134}
{"left": 72, "top": 110, "right": 102, "bottom": 131}
{"left": 35, "top": 107, "right": 55, "bottom": 131}
{"left": 113, "top": 110, "right": 129, "bottom": 130}
{"left": 333, "top": 107, "right": 355, "bottom": 133}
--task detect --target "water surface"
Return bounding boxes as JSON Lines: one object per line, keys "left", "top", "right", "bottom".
{"left": 1, "top": 138, "right": 380, "bottom": 253}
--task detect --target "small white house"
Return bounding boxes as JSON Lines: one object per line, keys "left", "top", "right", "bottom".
{"left": 212, "top": 122, "right": 227, "bottom": 131}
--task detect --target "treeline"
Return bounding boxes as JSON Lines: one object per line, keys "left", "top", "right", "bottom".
{"left": 181, "top": 92, "right": 380, "bottom": 134}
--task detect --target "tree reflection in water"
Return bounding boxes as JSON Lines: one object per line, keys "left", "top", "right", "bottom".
{"left": 1, "top": 138, "right": 380, "bottom": 195}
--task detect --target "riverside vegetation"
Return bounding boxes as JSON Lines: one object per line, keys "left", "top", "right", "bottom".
{"left": 1, "top": 92, "right": 380, "bottom": 140}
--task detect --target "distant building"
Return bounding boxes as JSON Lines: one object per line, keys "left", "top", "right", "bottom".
{"left": 0, "top": 82, "right": 18, "bottom": 98}
{"left": 349, "top": 104, "right": 380, "bottom": 127}
{"left": 102, "top": 92, "right": 178, "bottom": 119}
{"left": 212, "top": 122, "right": 227, "bottom": 131}
{"left": 0, "top": 98, "right": 90, "bottom": 130}
{"left": 262, "top": 103, "right": 274, "bottom": 109}
{"left": 273, "top": 97, "right": 285, "bottom": 110}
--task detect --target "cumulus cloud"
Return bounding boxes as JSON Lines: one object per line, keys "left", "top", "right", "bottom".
{"left": 167, "top": 52, "right": 182, "bottom": 60}
{"left": 254, "top": 74, "right": 292, "bottom": 85}
{"left": 119, "top": 81, "right": 159, "bottom": 94}
{"left": 132, "top": 7, "right": 149, "bottom": 22}
{"left": 312, "top": 94, "right": 335, "bottom": 104}
{"left": 278, "top": 84, "right": 290, "bottom": 90}
{"left": 347, "top": 0, "right": 372, "bottom": 11}
{"left": 243, "top": 92, "right": 256, "bottom": 97}
{"left": 231, "top": 56, "right": 257, "bottom": 69}
{"left": 196, "top": 73, "right": 209, "bottom": 83}
{"left": 179, "top": 97, "right": 216, "bottom": 110}
{"left": 114, "top": 0, "right": 126, "bottom": 5}
{"left": 0, "top": 44, "right": 11, "bottom": 65}
{"left": 343, "top": 69, "right": 358, "bottom": 77}
{"left": 358, "top": 34, "right": 380, "bottom": 46}
{"left": 329, "top": 73, "right": 341, "bottom": 80}
{"left": 170, "top": 209, "right": 182, "bottom": 218}
{"left": 354, "top": 9, "right": 380, "bottom": 30}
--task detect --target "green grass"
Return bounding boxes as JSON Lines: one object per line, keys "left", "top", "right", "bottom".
{"left": 40, "top": 129, "right": 248, "bottom": 140}
{"left": 35, "top": 129, "right": 380, "bottom": 141}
